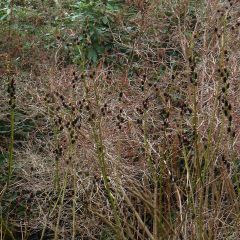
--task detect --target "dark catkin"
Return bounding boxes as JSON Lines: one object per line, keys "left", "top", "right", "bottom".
{"left": 60, "top": 95, "right": 64, "bottom": 101}
{"left": 193, "top": 72, "right": 197, "bottom": 79}
{"left": 227, "top": 127, "right": 231, "bottom": 133}
{"left": 101, "top": 108, "right": 105, "bottom": 116}
{"left": 120, "top": 117, "right": 124, "bottom": 123}
{"left": 74, "top": 116, "right": 81, "bottom": 126}
{"left": 137, "top": 107, "right": 144, "bottom": 115}
{"left": 119, "top": 92, "right": 123, "bottom": 101}
{"left": 143, "top": 99, "right": 148, "bottom": 110}
{"left": 58, "top": 117, "right": 62, "bottom": 125}
{"left": 86, "top": 105, "right": 90, "bottom": 111}
{"left": 91, "top": 113, "right": 96, "bottom": 120}
{"left": 62, "top": 102, "right": 69, "bottom": 109}
{"left": 228, "top": 104, "right": 232, "bottom": 111}
{"left": 141, "top": 85, "right": 144, "bottom": 92}
{"left": 72, "top": 106, "right": 76, "bottom": 112}
{"left": 136, "top": 119, "right": 142, "bottom": 124}
{"left": 66, "top": 122, "right": 70, "bottom": 129}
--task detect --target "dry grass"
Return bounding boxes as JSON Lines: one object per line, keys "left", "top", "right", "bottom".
{"left": 0, "top": 0, "right": 240, "bottom": 239}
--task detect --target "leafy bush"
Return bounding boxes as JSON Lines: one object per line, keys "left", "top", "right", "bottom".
{"left": 68, "top": 0, "right": 122, "bottom": 64}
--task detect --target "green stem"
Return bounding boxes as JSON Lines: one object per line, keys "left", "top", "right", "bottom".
{"left": 7, "top": 102, "right": 15, "bottom": 187}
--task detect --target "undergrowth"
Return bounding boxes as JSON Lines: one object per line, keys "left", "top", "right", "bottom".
{"left": 0, "top": 0, "right": 240, "bottom": 239}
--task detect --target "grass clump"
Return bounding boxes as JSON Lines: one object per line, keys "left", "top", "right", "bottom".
{"left": 0, "top": 0, "right": 240, "bottom": 239}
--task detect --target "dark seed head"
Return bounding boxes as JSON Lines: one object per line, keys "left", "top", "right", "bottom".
{"left": 228, "top": 104, "right": 232, "bottom": 111}
{"left": 136, "top": 119, "right": 142, "bottom": 124}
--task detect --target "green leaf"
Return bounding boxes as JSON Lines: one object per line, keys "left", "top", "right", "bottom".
{"left": 87, "top": 48, "right": 98, "bottom": 63}
{"left": 102, "top": 16, "right": 108, "bottom": 25}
